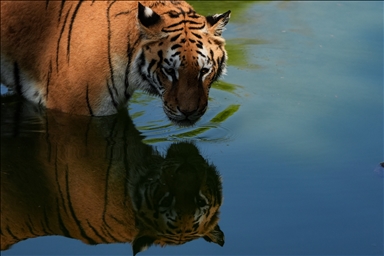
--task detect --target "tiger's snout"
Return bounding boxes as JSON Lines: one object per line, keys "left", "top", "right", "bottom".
{"left": 163, "top": 100, "right": 207, "bottom": 126}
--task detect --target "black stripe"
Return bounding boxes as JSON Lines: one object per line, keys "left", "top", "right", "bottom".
{"left": 187, "top": 11, "right": 199, "bottom": 19}
{"left": 147, "top": 59, "right": 156, "bottom": 75}
{"left": 13, "top": 62, "right": 22, "bottom": 95}
{"left": 215, "top": 51, "right": 226, "bottom": 80}
{"left": 167, "top": 222, "right": 177, "bottom": 229}
{"left": 124, "top": 39, "right": 132, "bottom": 99}
{"left": 171, "top": 44, "right": 182, "bottom": 50}
{"left": 53, "top": 144, "right": 71, "bottom": 238}
{"left": 157, "top": 50, "right": 163, "bottom": 67}
{"left": 26, "top": 215, "right": 39, "bottom": 236}
{"left": 6, "top": 226, "right": 20, "bottom": 240}
{"left": 125, "top": 35, "right": 142, "bottom": 99}
{"left": 196, "top": 50, "right": 206, "bottom": 58}
{"left": 165, "top": 20, "right": 201, "bottom": 29}
{"left": 101, "top": 119, "right": 123, "bottom": 242}
{"left": 54, "top": 145, "right": 67, "bottom": 213}
{"left": 144, "top": 190, "right": 153, "bottom": 210}
{"left": 157, "top": 50, "right": 163, "bottom": 64}
{"left": 176, "top": 7, "right": 185, "bottom": 16}
{"left": 162, "top": 27, "right": 183, "bottom": 33}
{"left": 192, "top": 222, "right": 199, "bottom": 231}
{"left": 115, "top": 10, "right": 131, "bottom": 17}
{"left": 67, "top": 0, "right": 83, "bottom": 62}
{"left": 188, "top": 23, "right": 206, "bottom": 30}
{"left": 138, "top": 52, "right": 153, "bottom": 86}
{"left": 86, "top": 220, "right": 108, "bottom": 243}
{"left": 100, "top": 225, "right": 120, "bottom": 241}
{"left": 108, "top": 214, "right": 125, "bottom": 225}
{"left": 86, "top": 84, "right": 94, "bottom": 116}
{"left": 57, "top": 199, "right": 71, "bottom": 237}
{"left": 45, "top": 0, "right": 49, "bottom": 10}
{"left": 122, "top": 121, "right": 130, "bottom": 208}
{"left": 58, "top": 0, "right": 66, "bottom": 23}
{"left": 64, "top": 164, "right": 98, "bottom": 244}
{"left": 46, "top": 61, "right": 52, "bottom": 101}
{"left": 106, "top": 81, "right": 118, "bottom": 108}
{"left": 191, "top": 32, "right": 202, "bottom": 39}
{"left": 170, "top": 33, "right": 181, "bottom": 42}
{"left": 166, "top": 10, "right": 180, "bottom": 18}
{"left": 42, "top": 207, "right": 55, "bottom": 234}
{"left": 107, "top": 1, "right": 119, "bottom": 100}
{"left": 210, "top": 49, "right": 215, "bottom": 65}
{"left": 171, "top": 51, "right": 181, "bottom": 57}
{"left": 56, "top": 6, "right": 71, "bottom": 73}
{"left": 155, "top": 74, "right": 162, "bottom": 90}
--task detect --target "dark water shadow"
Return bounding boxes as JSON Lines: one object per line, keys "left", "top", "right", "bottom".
{"left": 0, "top": 97, "right": 224, "bottom": 255}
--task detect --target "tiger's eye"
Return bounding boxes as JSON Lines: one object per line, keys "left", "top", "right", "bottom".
{"left": 159, "top": 193, "right": 174, "bottom": 207}
{"left": 164, "top": 68, "right": 175, "bottom": 76}
{"left": 200, "top": 68, "right": 209, "bottom": 75}
{"left": 196, "top": 196, "right": 207, "bottom": 207}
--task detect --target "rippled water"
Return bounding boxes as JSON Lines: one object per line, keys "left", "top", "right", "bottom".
{"left": 1, "top": 1, "right": 383, "bottom": 255}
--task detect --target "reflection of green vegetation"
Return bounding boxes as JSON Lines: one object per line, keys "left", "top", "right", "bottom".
{"left": 211, "top": 80, "right": 243, "bottom": 96}
{"left": 138, "top": 123, "right": 172, "bottom": 131}
{"left": 129, "top": 92, "right": 155, "bottom": 105}
{"left": 225, "top": 41, "right": 264, "bottom": 69}
{"left": 143, "top": 104, "right": 240, "bottom": 144}
{"left": 130, "top": 110, "right": 145, "bottom": 119}
{"left": 210, "top": 104, "right": 240, "bottom": 123}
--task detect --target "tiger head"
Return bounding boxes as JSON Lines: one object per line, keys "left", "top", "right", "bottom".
{"left": 131, "top": 3, "right": 231, "bottom": 126}
{"left": 129, "top": 142, "right": 223, "bottom": 255}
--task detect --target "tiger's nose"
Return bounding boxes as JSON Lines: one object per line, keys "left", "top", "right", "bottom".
{"left": 177, "top": 106, "right": 199, "bottom": 117}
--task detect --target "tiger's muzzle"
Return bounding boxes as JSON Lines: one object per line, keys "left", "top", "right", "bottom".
{"left": 163, "top": 102, "right": 207, "bottom": 126}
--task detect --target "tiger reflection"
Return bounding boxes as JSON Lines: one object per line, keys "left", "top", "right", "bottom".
{"left": 0, "top": 98, "right": 224, "bottom": 255}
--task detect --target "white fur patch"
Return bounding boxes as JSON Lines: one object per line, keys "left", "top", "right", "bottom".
{"left": 1, "top": 55, "right": 45, "bottom": 105}
{"left": 144, "top": 6, "right": 153, "bottom": 18}
{"left": 164, "top": 49, "right": 181, "bottom": 81}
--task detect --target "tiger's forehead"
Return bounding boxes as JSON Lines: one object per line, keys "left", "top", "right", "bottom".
{"left": 158, "top": 9, "right": 212, "bottom": 69}
{"left": 161, "top": 6, "right": 205, "bottom": 24}
{"left": 160, "top": 7, "right": 207, "bottom": 34}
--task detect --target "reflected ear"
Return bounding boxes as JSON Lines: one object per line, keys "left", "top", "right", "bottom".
{"left": 203, "top": 224, "right": 225, "bottom": 246}
{"left": 138, "top": 2, "right": 161, "bottom": 28}
{"left": 132, "top": 235, "right": 155, "bottom": 256}
{"left": 206, "top": 10, "right": 231, "bottom": 36}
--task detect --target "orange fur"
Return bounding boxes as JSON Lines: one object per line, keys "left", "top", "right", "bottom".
{"left": 1, "top": 1, "right": 230, "bottom": 125}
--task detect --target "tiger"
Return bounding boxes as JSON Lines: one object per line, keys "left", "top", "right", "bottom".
{"left": 0, "top": 1, "right": 231, "bottom": 126}
{"left": 1, "top": 98, "right": 224, "bottom": 255}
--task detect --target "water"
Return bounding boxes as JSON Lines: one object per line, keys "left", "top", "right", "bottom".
{"left": 1, "top": 1, "right": 383, "bottom": 255}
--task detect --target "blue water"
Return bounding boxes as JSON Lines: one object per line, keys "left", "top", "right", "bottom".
{"left": 1, "top": 1, "right": 383, "bottom": 255}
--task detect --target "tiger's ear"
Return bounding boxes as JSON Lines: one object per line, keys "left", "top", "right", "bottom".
{"left": 203, "top": 224, "right": 225, "bottom": 247}
{"left": 137, "top": 3, "right": 163, "bottom": 38}
{"left": 206, "top": 10, "right": 231, "bottom": 36}
{"left": 132, "top": 235, "right": 155, "bottom": 256}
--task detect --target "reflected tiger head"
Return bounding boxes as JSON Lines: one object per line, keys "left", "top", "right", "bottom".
{"left": 132, "top": 3, "right": 231, "bottom": 126}
{"left": 129, "top": 142, "right": 223, "bottom": 255}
